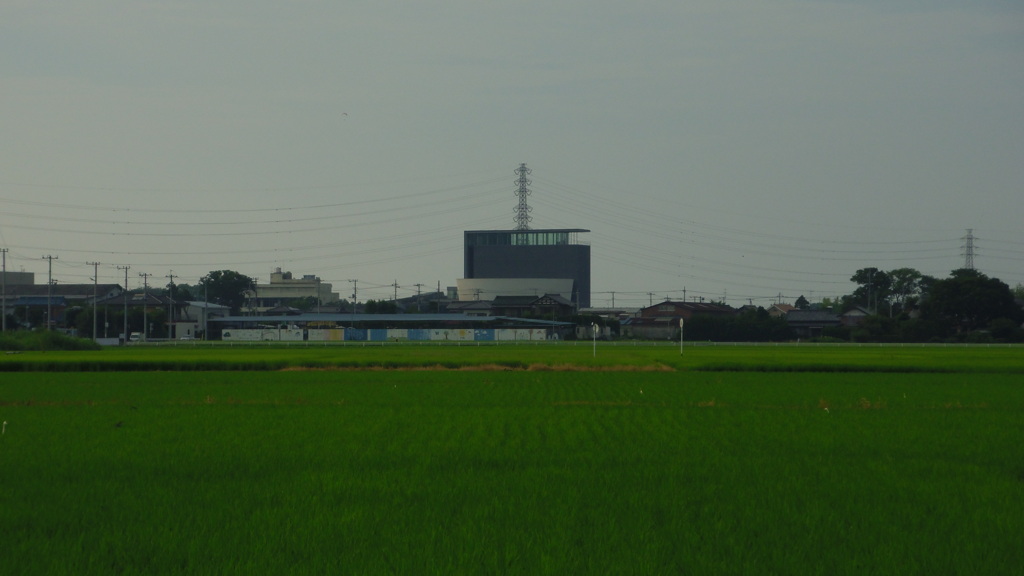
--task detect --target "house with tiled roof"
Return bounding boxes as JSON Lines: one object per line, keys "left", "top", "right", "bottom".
{"left": 767, "top": 303, "right": 796, "bottom": 318}
{"left": 840, "top": 306, "right": 871, "bottom": 327}
{"left": 785, "top": 309, "right": 841, "bottom": 339}
{"left": 489, "top": 294, "right": 574, "bottom": 319}
{"left": 622, "top": 300, "right": 737, "bottom": 339}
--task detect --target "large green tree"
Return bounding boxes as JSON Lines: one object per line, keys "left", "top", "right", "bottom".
{"left": 850, "top": 268, "right": 892, "bottom": 313}
{"left": 287, "top": 296, "right": 318, "bottom": 312}
{"left": 164, "top": 283, "right": 194, "bottom": 304}
{"left": 887, "top": 268, "right": 936, "bottom": 315}
{"left": 364, "top": 299, "right": 397, "bottom": 314}
{"left": 920, "top": 269, "right": 1021, "bottom": 334}
{"left": 198, "top": 270, "right": 255, "bottom": 315}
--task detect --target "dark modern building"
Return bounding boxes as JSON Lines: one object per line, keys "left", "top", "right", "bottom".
{"left": 463, "top": 228, "right": 591, "bottom": 308}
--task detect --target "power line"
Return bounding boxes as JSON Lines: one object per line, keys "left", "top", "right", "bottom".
{"left": 0, "top": 175, "right": 508, "bottom": 214}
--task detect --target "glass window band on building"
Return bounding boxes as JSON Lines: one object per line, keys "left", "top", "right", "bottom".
{"left": 465, "top": 229, "right": 587, "bottom": 247}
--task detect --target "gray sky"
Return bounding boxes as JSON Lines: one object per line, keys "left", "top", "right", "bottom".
{"left": 2, "top": 1, "right": 1021, "bottom": 308}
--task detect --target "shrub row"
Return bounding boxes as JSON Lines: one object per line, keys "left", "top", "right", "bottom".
{"left": 0, "top": 331, "right": 101, "bottom": 352}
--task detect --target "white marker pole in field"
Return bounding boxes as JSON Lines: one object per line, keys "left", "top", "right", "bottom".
{"left": 679, "top": 318, "right": 684, "bottom": 355}
{"left": 592, "top": 323, "right": 598, "bottom": 358}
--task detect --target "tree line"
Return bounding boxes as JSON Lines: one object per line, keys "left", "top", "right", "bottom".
{"left": 688, "top": 267, "right": 1022, "bottom": 343}
{"left": 825, "top": 267, "right": 1022, "bottom": 343}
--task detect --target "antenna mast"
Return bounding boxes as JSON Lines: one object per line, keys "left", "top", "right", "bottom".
{"left": 513, "top": 163, "right": 532, "bottom": 230}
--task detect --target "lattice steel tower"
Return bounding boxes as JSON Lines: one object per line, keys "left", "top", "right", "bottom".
{"left": 513, "top": 163, "right": 533, "bottom": 230}
{"left": 961, "top": 228, "right": 976, "bottom": 270}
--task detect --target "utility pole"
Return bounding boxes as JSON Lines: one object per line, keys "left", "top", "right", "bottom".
{"left": 43, "top": 255, "right": 58, "bottom": 330}
{"left": 87, "top": 261, "right": 100, "bottom": 341}
{"left": 117, "top": 265, "right": 130, "bottom": 342}
{"left": 139, "top": 272, "right": 151, "bottom": 342}
{"left": 867, "top": 270, "right": 874, "bottom": 315}
{"left": 392, "top": 280, "right": 399, "bottom": 306}
{"left": 647, "top": 292, "right": 654, "bottom": 307}
{"left": 166, "top": 270, "right": 177, "bottom": 339}
{"left": 413, "top": 283, "right": 424, "bottom": 312}
{"left": 348, "top": 279, "right": 358, "bottom": 324}
{"left": 1, "top": 248, "right": 7, "bottom": 333}
{"left": 203, "top": 278, "right": 209, "bottom": 340}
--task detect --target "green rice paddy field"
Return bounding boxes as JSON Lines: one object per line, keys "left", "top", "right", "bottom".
{"left": 1, "top": 345, "right": 1022, "bottom": 574}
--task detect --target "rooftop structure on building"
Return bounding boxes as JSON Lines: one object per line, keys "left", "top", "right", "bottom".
{"left": 1, "top": 271, "right": 35, "bottom": 287}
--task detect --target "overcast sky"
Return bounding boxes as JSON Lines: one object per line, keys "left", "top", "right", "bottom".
{"left": 2, "top": 1, "right": 1021, "bottom": 308}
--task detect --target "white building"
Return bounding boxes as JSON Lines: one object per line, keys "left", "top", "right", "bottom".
{"left": 254, "top": 269, "right": 339, "bottom": 311}
{"left": 455, "top": 278, "right": 574, "bottom": 303}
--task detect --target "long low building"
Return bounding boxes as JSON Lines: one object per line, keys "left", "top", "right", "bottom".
{"left": 211, "top": 313, "right": 574, "bottom": 342}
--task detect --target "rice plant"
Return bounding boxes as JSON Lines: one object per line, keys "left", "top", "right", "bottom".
{"left": 1, "top": 368, "right": 1021, "bottom": 574}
